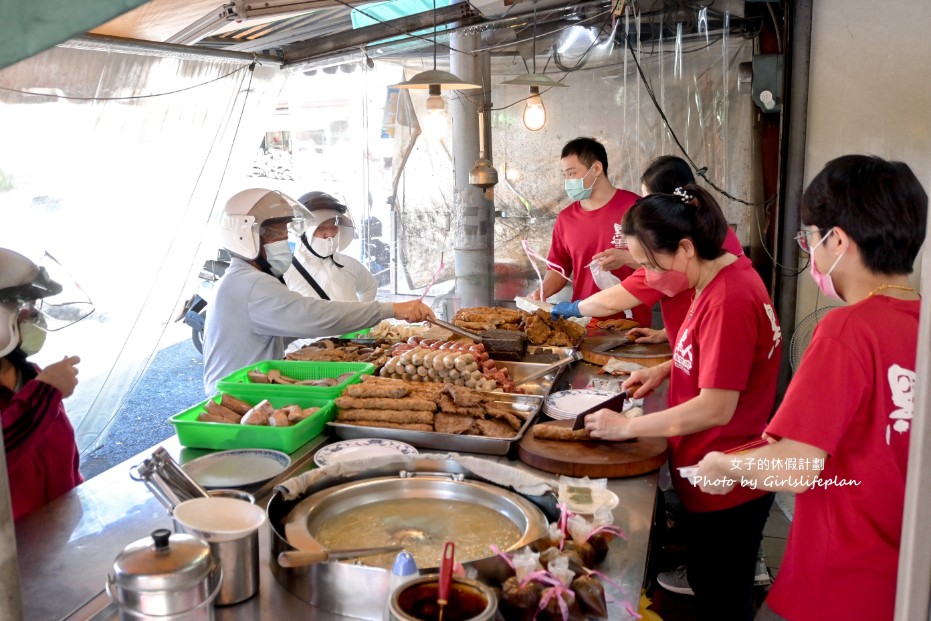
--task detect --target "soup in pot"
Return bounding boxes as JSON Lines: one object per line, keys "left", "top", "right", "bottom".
{"left": 313, "top": 498, "right": 521, "bottom": 569}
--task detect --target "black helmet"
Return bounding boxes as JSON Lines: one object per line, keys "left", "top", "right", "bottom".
{"left": 297, "top": 191, "right": 349, "bottom": 214}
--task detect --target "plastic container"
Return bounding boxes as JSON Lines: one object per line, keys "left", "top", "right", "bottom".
{"left": 215, "top": 360, "right": 375, "bottom": 399}
{"left": 169, "top": 393, "right": 336, "bottom": 453}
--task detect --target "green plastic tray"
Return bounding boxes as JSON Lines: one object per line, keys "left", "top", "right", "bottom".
{"left": 170, "top": 392, "right": 336, "bottom": 453}
{"left": 215, "top": 360, "right": 375, "bottom": 399}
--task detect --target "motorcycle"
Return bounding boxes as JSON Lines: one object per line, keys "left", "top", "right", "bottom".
{"left": 176, "top": 249, "right": 230, "bottom": 353}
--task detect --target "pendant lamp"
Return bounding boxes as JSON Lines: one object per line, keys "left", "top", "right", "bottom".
{"left": 500, "top": 0, "right": 567, "bottom": 131}
{"left": 392, "top": 0, "right": 481, "bottom": 93}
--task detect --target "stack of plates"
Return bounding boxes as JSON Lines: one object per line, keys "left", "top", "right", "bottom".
{"left": 543, "top": 389, "right": 644, "bottom": 420}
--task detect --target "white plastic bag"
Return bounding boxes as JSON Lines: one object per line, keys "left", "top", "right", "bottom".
{"left": 590, "top": 261, "right": 621, "bottom": 290}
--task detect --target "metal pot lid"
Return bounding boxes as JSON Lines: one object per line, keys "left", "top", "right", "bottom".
{"left": 111, "top": 529, "right": 213, "bottom": 592}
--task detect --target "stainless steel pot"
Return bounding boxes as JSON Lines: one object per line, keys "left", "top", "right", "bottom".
{"left": 267, "top": 461, "right": 549, "bottom": 621}
{"left": 107, "top": 529, "right": 221, "bottom": 621}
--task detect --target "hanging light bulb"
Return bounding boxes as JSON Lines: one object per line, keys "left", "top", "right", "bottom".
{"left": 500, "top": 0, "right": 568, "bottom": 131}
{"left": 522, "top": 86, "right": 546, "bottom": 131}
{"left": 422, "top": 84, "right": 448, "bottom": 137}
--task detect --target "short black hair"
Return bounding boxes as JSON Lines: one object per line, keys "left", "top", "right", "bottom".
{"left": 622, "top": 184, "right": 727, "bottom": 264}
{"left": 802, "top": 155, "right": 927, "bottom": 274}
{"left": 561, "top": 137, "right": 609, "bottom": 175}
{"left": 641, "top": 155, "right": 695, "bottom": 194}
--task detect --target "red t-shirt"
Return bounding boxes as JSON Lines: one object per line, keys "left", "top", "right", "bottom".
{"left": 547, "top": 189, "right": 652, "bottom": 327}
{"left": 763, "top": 296, "right": 919, "bottom": 621}
{"left": 621, "top": 228, "right": 746, "bottom": 342}
{"left": 666, "top": 259, "right": 782, "bottom": 512}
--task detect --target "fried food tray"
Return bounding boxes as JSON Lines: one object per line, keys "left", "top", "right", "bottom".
{"left": 327, "top": 392, "right": 543, "bottom": 456}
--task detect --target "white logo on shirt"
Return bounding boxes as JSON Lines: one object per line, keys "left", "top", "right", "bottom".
{"left": 764, "top": 303, "right": 782, "bottom": 360}
{"left": 673, "top": 328, "right": 693, "bottom": 373}
{"left": 612, "top": 223, "right": 627, "bottom": 249}
{"left": 886, "top": 364, "right": 916, "bottom": 445}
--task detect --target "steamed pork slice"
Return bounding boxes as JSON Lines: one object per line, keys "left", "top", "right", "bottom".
{"left": 289, "top": 406, "right": 319, "bottom": 424}
{"left": 473, "top": 418, "right": 517, "bottom": 438}
{"left": 204, "top": 400, "right": 243, "bottom": 423}
{"left": 220, "top": 393, "right": 252, "bottom": 415}
{"left": 336, "top": 408, "right": 435, "bottom": 425}
{"left": 335, "top": 396, "right": 436, "bottom": 412}
{"left": 434, "top": 413, "right": 476, "bottom": 435}
{"left": 241, "top": 399, "right": 275, "bottom": 425}
{"left": 269, "top": 410, "right": 291, "bottom": 427}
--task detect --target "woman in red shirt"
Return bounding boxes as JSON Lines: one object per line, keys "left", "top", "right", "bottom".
{"left": 581, "top": 185, "right": 783, "bottom": 621}
{"left": 696, "top": 155, "right": 926, "bottom": 621}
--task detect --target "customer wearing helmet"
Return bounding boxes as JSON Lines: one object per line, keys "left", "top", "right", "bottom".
{"left": 0, "top": 248, "right": 83, "bottom": 519}
{"left": 203, "top": 189, "right": 434, "bottom": 394}
{"left": 283, "top": 191, "right": 377, "bottom": 303}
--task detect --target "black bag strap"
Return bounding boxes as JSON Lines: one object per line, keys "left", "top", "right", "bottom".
{"left": 290, "top": 256, "right": 330, "bottom": 300}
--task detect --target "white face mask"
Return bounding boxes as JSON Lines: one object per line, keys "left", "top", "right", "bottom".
{"left": 19, "top": 321, "right": 47, "bottom": 356}
{"left": 310, "top": 235, "right": 338, "bottom": 257}
{"left": 263, "top": 240, "right": 293, "bottom": 276}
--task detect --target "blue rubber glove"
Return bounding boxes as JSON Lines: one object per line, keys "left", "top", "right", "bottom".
{"left": 551, "top": 300, "right": 582, "bottom": 319}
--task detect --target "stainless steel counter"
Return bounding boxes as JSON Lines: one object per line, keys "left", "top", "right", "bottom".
{"left": 17, "top": 359, "right": 662, "bottom": 621}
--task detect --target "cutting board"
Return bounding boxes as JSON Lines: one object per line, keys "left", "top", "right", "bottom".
{"left": 518, "top": 420, "right": 668, "bottom": 478}
{"left": 579, "top": 333, "right": 673, "bottom": 367}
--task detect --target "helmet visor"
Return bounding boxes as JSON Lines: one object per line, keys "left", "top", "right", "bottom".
{"left": 0, "top": 252, "right": 95, "bottom": 331}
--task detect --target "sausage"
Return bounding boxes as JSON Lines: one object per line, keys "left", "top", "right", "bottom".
{"left": 205, "top": 400, "right": 242, "bottom": 423}
{"left": 220, "top": 393, "right": 252, "bottom": 415}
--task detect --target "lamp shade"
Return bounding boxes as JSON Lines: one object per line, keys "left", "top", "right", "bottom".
{"left": 500, "top": 73, "right": 568, "bottom": 88}
{"left": 392, "top": 69, "right": 481, "bottom": 90}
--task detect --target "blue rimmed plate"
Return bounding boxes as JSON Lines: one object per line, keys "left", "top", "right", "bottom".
{"left": 314, "top": 438, "right": 418, "bottom": 467}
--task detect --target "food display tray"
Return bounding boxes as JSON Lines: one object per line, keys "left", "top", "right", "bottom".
{"left": 170, "top": 392, "right": 336, "bottom": 454}
{"left": 327, "top": 392, "right": 543, "bottom": 456}
{"left": 215, "top": 360, "right": 375, "bottom": 399}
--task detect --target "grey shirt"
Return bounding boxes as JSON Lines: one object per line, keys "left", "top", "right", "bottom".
{"left": 202, "top": 257, "right": 394, "bottom": 394}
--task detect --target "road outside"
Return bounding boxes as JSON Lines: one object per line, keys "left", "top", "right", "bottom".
{"left": 79, "top": 334, "right": 206, "bottom": 480}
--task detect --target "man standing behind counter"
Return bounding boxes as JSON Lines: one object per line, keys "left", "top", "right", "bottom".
{"left": 203, "top": 188, "right": 434, "bottom": 394}
{"left": 528, "top": 137, "right": 651, "bottom": 327}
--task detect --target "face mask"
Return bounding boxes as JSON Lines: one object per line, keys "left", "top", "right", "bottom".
{"left": 310, "top": 235, "right": 338, "bottom": 258}
{"left": 564, "top": 165, "right": 598, "bottom": 201}
{"left": 808, "top": 228, "right": 846, "bottom": 300}
{"left": 19, "top": 321, "right": 47, "bottom": 356}
{"left": 645, "top": 251, "right": 691, "bottom": 297}
{"left": 263, "top": 240, "right": 293, "bottom": 277}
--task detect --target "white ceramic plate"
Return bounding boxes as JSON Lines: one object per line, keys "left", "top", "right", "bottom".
{"left": 314, "top": 438, "right": 419, "bottom": 467}
{"left": 183, "top": 449, "right": 291, "bottom": 489}
{"left": 545, "top": 389, "right": 618, "bottom": 415}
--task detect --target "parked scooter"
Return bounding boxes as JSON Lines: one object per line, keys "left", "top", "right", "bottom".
{"left": 176, "top": 249, "right": 230, "bottom": 353}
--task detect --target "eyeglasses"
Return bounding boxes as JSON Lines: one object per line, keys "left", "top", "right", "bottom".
{"left": 794, "top": 228, "right": 829, "bottom": 254}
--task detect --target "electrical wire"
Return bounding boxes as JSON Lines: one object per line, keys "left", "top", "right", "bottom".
{"left": 0, "top": 63, "right": 253, "bottom": 101}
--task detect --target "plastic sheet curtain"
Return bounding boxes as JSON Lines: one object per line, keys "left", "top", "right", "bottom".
{"left": 392, "top": 20, "right": 756, "bottom": 298}
{"left": 0, "top": 43, "right": 284, "bottom": 453}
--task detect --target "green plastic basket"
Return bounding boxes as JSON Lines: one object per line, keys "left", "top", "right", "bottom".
{"left": 215, "top": 360, "right": 375, "bottom": 399}
{"left": 338, "top": 327, "right": 371, "bottom": 339}
{"left": 170, "top": 392, "right": 336, "bottom": 453}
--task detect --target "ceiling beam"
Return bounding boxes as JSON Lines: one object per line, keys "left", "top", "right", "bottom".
{"left": 279, "top": 2, "right": 484, "bottom": 65}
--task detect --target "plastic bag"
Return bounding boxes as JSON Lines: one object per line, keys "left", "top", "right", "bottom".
{"left": 590, "top": 262, "right": 621, "bottom": 290}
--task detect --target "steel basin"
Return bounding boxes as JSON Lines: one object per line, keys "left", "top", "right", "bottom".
{"left": 267, "top": 460, "right": 549, "bottom": 620}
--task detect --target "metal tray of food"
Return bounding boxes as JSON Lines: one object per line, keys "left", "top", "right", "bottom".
{"left": 496, "top": 360, "right": 572, "bottom": 397}
{"left": 327, "top": 392, "right": 544, "bottom": 456}
{"left": 521, "top": 346, "right": 577, "bottom": 365}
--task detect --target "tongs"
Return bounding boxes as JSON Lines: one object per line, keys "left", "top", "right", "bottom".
{"left": 512, "top": 352, "right": 580, "bottom": 387}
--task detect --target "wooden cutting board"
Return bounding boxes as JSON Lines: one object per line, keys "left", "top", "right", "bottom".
{"left": 518, "top": 420, "right": 668, "bottom": 478}
{"left": 579, "top": 334, "right": 673, "bottom": 367}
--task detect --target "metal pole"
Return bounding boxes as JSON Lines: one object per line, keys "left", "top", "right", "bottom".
{"left": 0, "top": 436, "right": 23, "bottom": 621}
{"left": 449, "top": 30, "right": 494, "bottom": 308}
{"left": 775, "top": 0, "right": 812, "bottom": 399}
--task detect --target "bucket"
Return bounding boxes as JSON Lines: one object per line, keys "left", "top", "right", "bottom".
{"left": 173, "top": 497, "right": 266, "bottom": 606}
{"left": 388, "top": 576, "right": 497, "bottom": 621}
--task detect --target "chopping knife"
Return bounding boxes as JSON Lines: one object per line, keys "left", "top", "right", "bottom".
{"left": 590, "top": 336, "right": 636, "bottom": 353}
{"left": 571, "top": 388, "right": 635, "bottom": 431}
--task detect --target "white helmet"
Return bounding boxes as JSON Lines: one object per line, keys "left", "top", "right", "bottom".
{"left": 219, "top": 189, "right": 310, "bottom": 260}
{"left": 297, "top": 191, "right": 355, "bottom": 253}
{"left": 0, "top": 248, "right": 62, "bottom": 357}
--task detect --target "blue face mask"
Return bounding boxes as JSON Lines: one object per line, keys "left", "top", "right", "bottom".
{"left": 564, "top": 164, "right": 598, "bottom": 201}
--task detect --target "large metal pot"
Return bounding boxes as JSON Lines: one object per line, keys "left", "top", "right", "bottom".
{"left": 267, "top": 464, "right": 549, "bottom": 621}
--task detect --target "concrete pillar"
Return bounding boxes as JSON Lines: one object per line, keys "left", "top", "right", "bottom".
{"left": 0, "top": 437, "right": 23, "bottom": 621}
{"left": 449, "top": 30, "right": 494, "bottom": 309}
